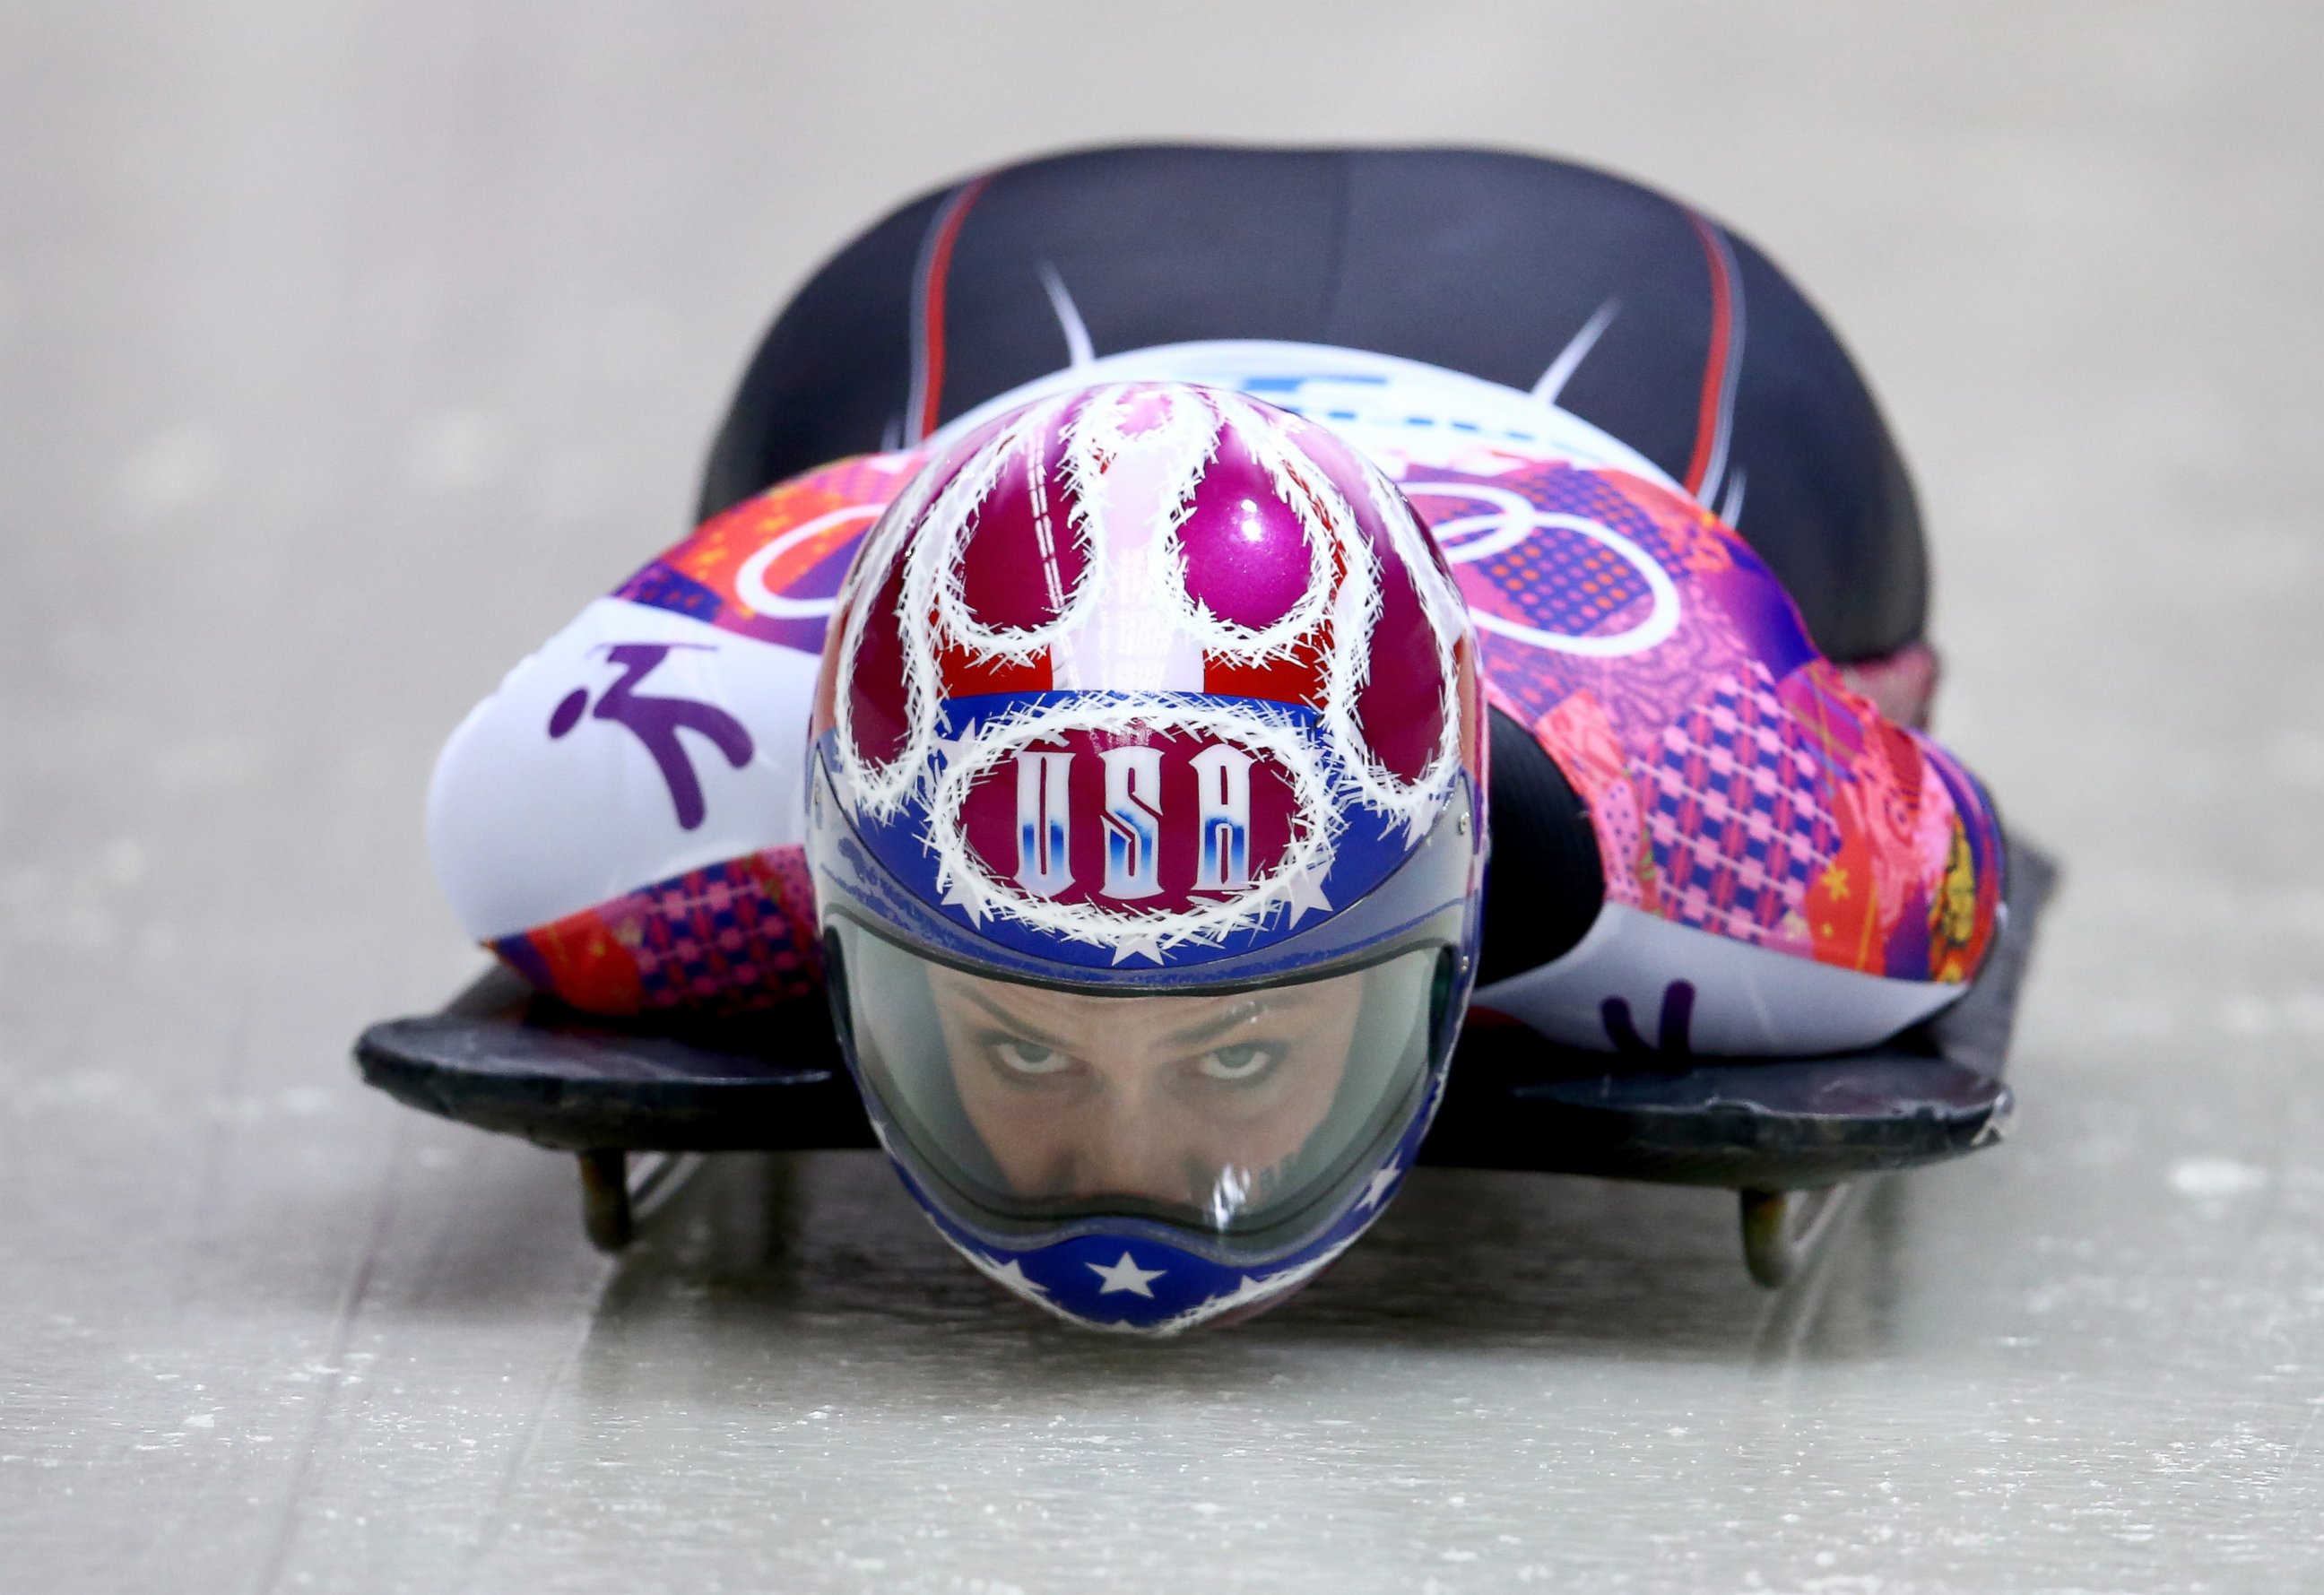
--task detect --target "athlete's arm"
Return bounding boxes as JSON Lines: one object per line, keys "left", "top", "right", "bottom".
{"left": 425, "top": 454, "right": 917, "bottom": 1013}
{"left": 1417, "top": 452, "right": 2003, "bottom": 1057}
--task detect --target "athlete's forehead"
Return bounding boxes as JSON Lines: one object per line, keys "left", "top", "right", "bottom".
{"left": 929, "top": 960, "right": 1348, "bottom": 1039}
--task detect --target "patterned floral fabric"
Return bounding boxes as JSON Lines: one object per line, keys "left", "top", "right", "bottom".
{"left": 1431, "top": 455, "right": 2001, "bottom": 985}
{"left": 482, "top": 435, "right": 1999, "bottom": 1011}
{"left": 492, "top": 845, "right": 819, "bottom": 1016}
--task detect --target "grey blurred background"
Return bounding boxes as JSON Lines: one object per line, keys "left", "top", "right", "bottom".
{"left": 4, "top": 4, "right": 2321, "bottom": 1591}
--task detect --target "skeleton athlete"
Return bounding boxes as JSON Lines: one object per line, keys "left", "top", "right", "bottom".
{"left": 420, "top": 148, "right": 2004, "bottom": 1328}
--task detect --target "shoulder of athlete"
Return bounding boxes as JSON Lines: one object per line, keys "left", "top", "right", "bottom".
{"left": 420, "top": 449, "right": 918, "bottom": 995}
{"left": 1409, "top": 447, "right": 2006, "bottom": 993}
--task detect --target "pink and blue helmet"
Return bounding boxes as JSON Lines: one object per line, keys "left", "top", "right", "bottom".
{"left": 806, "top": 382, "right": 1486, "bottom": 1332}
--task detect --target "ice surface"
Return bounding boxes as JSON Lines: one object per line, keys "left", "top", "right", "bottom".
{"left": 4, "top": 4, "right": 2322, "bottom": 1590}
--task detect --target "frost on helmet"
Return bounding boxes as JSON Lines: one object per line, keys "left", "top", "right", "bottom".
{"left": 814, "top": 381, "right": 1480, "bottom": 975}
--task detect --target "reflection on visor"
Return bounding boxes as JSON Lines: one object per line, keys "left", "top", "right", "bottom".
{"left": 832, "top": 922, "right": 1445, "bottom": 1243}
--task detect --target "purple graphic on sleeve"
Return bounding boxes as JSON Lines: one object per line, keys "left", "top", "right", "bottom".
{"left": 1601, "top": 980, "right": 1697, "bottom": 1058}
{"left": 549, "top": 644, "right": 754, "bottom": 831}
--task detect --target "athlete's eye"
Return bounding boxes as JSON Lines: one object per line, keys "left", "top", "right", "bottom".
{"left": 993, "top": 1039, "right": 1071, "bottom": 1076}
{"left": 1198, "top": 1043, "right": 1283, "bottom": 1083}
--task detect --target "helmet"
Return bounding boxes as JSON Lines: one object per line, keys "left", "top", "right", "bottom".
{"left": 806, "top": 381, "right": 1485, "bottom": 1332}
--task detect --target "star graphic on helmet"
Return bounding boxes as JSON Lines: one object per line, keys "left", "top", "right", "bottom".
{"left": 827, "top": 755, "right": 862, "bottom": 814}
{"left": 934, "top": 724, "right": 984, "bottom": 769}
{"left": 1282, "top": 860, "right": 1335, "bottom": 926}
{"left": 939, "top": 867, "right": 995, "bottom": 923}
{"left": 1086, "top": 1251, "right": 1166, "bottom": 1297}
{"left": 1107, "top": 930, "right": 1167, "bottom": 966}
{"left": 1357, "top": 1159, "right": 1402, "bottom": 1210}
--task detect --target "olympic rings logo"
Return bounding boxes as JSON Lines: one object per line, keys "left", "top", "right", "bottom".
{"left": 1401, "top": 482, "right": 1681, "bottom": 658}
{"left": 733, "top": 504, "right": 885, "bottom": 620}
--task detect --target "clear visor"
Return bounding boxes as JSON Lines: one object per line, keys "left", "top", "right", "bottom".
{"left": 829, "top": 918, "right": 1451, "bottom": 1245}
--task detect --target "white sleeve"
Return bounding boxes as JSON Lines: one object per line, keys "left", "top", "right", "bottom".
{"left": 424, "top": 596, "right": 822, "bottom": 943}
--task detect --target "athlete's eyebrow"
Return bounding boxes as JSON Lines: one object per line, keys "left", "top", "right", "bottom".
{"left": 1162, "top": 992, "right": 1320, "bottom": 1050}
{"left": 952, "top": 987, "right": 1073, "bottom": 1050}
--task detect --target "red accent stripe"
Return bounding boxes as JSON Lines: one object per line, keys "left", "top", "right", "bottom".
{"left": 1680, "top": 212, "right": 1734, "bottom": 498}
{"left": 915, "top": 175, "right": 993, "bottom": 440}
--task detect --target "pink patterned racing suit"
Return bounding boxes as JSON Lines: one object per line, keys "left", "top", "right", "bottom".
{"left": 427, "top": 353, "right": 2002, "bottom": 1058}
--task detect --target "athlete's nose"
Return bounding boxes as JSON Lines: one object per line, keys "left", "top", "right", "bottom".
{"left": 1073, "top": 1085, "right": 1200, "bottom": 1207}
